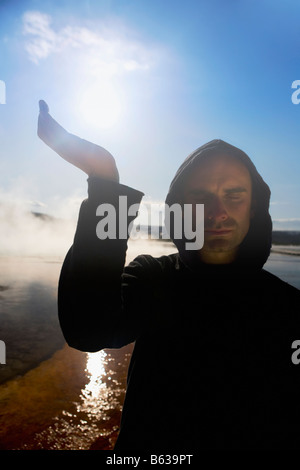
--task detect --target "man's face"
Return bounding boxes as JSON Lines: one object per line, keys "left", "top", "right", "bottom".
{"left": 183, "top": 153, "right": 253, "bottom": 264}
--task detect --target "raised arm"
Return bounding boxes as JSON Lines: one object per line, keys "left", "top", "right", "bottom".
{"left": 37, "top": 100, "right": 119, "bottom": 181}
{"left": 37, "top": 101, "right": 144, "bottom": 351}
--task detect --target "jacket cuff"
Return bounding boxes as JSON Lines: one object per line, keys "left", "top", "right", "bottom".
{"left": 87, "top": 176, "right": 144, "bottom": 207}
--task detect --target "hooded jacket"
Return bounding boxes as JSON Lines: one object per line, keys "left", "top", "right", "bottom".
{"left": 165, "top": 139, "right": 272, "bottom": 269}
{"left": 58, "top": 139, "right": 300, "bottom": 450}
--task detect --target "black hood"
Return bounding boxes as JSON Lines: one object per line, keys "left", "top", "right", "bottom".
{"left": 165, "top": 139, "right": 272, "bottom": 270}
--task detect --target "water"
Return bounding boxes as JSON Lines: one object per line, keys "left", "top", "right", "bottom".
{"left": 0, "top": 240, "right": 299, "bottom": 450}
{"left": 265, "top": 247, "right": 300, "bottom": 290}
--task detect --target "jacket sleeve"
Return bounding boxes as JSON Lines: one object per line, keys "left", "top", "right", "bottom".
{"left": 57, "top": 176, "right": 144, "bottom": 352}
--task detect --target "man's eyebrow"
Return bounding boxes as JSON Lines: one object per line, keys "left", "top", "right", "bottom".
{"left": 186, "top": 188, "right": 209, "bottom": 194}
{"left": 224, "top": 187, "right": 248, "bottom": 194}
{"left": 186, "top": 187, "right": 248, "bottom": 195}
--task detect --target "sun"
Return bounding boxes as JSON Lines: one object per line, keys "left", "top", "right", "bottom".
{"left": 78, "top": 81, "right": 122, "bottom": 129}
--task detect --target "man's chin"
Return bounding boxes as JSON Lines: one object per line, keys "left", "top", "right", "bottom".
{"left": 203, "top": 238, "right": 234, "bottom": 252}
{"left": 198, "top": 240, "right": 239, "bottom": 264}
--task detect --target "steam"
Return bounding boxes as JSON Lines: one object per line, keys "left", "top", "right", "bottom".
{"left": 0, "top": 184, "right": 177, "bottom": 261}
{"left": 0, "top": 186, "right": 80, "bottom": 258}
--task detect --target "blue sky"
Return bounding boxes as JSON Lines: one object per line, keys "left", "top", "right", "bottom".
{"left": 1, "top": 0, "right": 300, "bottom": 229}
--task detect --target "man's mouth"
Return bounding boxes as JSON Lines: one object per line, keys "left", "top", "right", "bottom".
{"left": 205, "top": 229, "right": 233, "bottom": 235}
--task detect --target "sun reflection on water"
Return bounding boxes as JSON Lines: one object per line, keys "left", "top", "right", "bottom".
{"left": 84, "top": 350, "right": 107, "bottom": 398}
{"left": 77, "top": 350, "right": 112, "bottom": 420}
{"left": 1, "top": 342, "right": 133, "bottom": 450}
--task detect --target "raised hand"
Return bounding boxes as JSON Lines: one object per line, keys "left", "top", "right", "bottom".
{"left": 37, "top": 100, "right": 119, "bottom": 182}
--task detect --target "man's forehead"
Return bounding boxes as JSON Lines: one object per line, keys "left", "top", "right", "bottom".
{"left": 194, "top": 151, "right": 249, "bottom": 168}
{"left": 190, "top": 153, "right": 250, "bottom": 178}
{"left": 183, "top": 152, "right": 252, "bottom": 192}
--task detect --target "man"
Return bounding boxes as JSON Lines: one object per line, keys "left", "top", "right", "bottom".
{"left": 38, "top": 101, "right": 300, "bottom": 450}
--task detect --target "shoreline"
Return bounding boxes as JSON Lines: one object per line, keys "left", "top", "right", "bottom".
{"left": 271, "top": 246, "right": 300, "bottom": 256}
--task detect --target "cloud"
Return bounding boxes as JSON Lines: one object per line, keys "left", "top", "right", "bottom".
{"left": 22, "top": 11, "right": 57, "bottom": 62}
{"left": 22, "top": 10, "right": 156, "bottom": 76}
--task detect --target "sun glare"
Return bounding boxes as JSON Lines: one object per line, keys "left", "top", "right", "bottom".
{"left": 78, "top": 81, "right": 122, "bottom": 129}
{"left": 83, "top": 350, "right": 107, "bottom": 398}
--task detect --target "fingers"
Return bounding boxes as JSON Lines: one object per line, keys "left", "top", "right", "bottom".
{"left": 37, "top": 100, "right": 69, "bottom": 151}
{"left": 39, "top": 99, "right": 49, "bottom": 114}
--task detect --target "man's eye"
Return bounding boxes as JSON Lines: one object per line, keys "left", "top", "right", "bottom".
{"left": 226, "top": 193, "right": 242, "bottom": 200}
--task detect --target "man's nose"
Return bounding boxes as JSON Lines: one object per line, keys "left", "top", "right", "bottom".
{"left": 206, "top": 197, "right": 228, "bottom": 222}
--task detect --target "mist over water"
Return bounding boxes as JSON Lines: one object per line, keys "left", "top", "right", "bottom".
{"left": 0, "top": 198, "right": 77, "bottom": 258}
